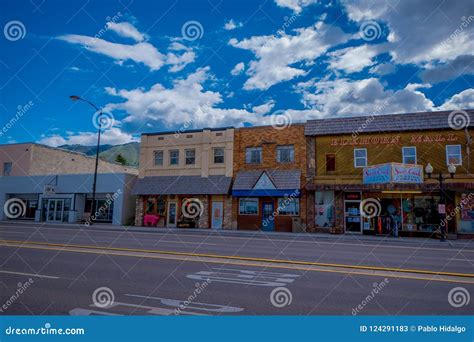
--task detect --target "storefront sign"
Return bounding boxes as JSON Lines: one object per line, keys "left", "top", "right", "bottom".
{"left": 363, "top": 164, "right": 391, "bottom": 184}
{"left": 331, "top": 133, "right": 458, "bottom": 147}
{"left": 363, "top": 163, "right": 423, "bottom": 184}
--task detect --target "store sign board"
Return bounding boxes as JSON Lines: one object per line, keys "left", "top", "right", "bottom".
{"left": 363, "top": 164, "right": 392, "bottom": 184}
{"left": 363, "top": 163, "right": 423, "bottom": 184}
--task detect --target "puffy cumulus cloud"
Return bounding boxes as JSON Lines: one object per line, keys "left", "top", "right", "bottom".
{"left": 369, "top": 63, "right": 396, "bottom": 76}
{"left": 341, "top": 0, "right": 474, "bottom": 65}
{"left": 58, "top": 22, "right": 195, "bottom": 72}
{"left": 107, "top": 22, "right": 147, "bottom": 42}
{"left": 230, "top": 62, "right": 245, "bottom": 75}
{"left": 103, "top": 67, "right": 270, "bottom": 130}
{"left": 421, "top": 55, "right": 474, "bottom": 83}
{"left": 296, "top": 77, "right": 436, "bottom": 117}
{"left": 438, "top": 89, "right": 474, "bottom": 110}
{"left": 252, "top": 100, "right": 275, "bottom": 115}
{"left": 328, "top": 44, "right": 382, "bottom": 73}
{"left": 38, "top": 127, "right": 137, "bottom": 147}
{"left": 229, "top": 22, "right": 350, "bottom": 90}
{"left": 224, "top": 19, "right": 243, "bottom": 30}
{"left": 274, "top": 0, "right": 318, "bottom": 13}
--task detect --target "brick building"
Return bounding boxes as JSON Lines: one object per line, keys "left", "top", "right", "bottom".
{"left": 305, "top": 110, "right": 474, "bottom": 238}
{"left": 232, "top": 124, "right": 307, "bottom": 232}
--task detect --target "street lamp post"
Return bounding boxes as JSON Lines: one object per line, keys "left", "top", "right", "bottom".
{"left": 424, "top": 163, "right": 457, "bottom": 242}
{"left": 69, "top": 95, "right": 102, "bottom": 225}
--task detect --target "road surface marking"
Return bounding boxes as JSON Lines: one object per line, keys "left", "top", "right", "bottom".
{"left": 1, "top": 242, "right": 473, "bottom": 284}
{"left": 187, "top": 268, "right": 300, "bottom": 286}
{"left": 1, "top": 224, "right": 471, "bottom": 253}
{"left": 1, "top": 238, "right": 473, "bottom": 278}
{"left": 0, "top": 270, "right": 59, "bottom": 279}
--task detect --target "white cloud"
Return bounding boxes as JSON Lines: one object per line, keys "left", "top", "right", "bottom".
{"left": 38, "top": 127, "right": 137, "bottom": 147}
{"left": 274, "top": 0, "right": 318, "bottom": 13}
{"left": 369, "top": 63, "right": 396, "bottom": 76}
{"left": 252, "top": 101, "right": 275, "bottom": 115}
{"left": 224, "top": 19, "right": 243, "bottom": 30}
{"left": 107, "top": 22, "right": 147, "bottom": 42}
{"left": 229, "top": 22, "right": 350, "bottom": 90}
{"left": 230, "top": 62, "right": 245, "bottom": 75}
{"left": 421, "top": 55, "right": 474, "bottom": 83}
{"left": 103, "top": 67, "right": 270, "bottom": 129}
{"left": 328, "top": 44, "right": 381, "bottom": 73}
{"left": 438, "top": 89, "right": 474, "bottom": 110}
{"left": 341, "top": 0, "right": 474, "bottom": 65}
{"left": 58, "top": 22, "right": 195, "bottom": 72}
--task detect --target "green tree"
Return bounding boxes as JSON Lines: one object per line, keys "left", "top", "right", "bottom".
{"left": 115, "top": 154, "right": 127, "bottom": 165}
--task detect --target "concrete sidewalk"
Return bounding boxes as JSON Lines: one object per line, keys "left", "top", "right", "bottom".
{"left": 1, "top": 220, "right": 473, "bottom": 248}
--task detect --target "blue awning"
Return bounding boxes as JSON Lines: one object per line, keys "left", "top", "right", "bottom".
{"left": 232, "top": 189, "right": 300, "bottom": 197}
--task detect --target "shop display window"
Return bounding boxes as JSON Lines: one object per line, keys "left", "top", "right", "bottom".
{"left": 315, "top": 191, "right": 335, "bottom": 228}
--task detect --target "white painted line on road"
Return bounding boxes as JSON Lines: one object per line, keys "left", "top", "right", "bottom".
{"left": 0, "top": 270, "right": 59, "bottom": 279}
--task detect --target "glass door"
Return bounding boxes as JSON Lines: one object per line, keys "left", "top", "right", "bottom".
{"left": 47, "top": 199, "right": 64, "bottom": 222}
{"left": 167, "top": 202, "right": 177, "bottom": 227}
{"left": 344, "top": 200, "right": 362, "bottom": 233}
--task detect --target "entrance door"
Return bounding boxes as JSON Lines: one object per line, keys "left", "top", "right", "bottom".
{"left": 167, "top": 202, "right": 177, "bottom": 227}
{"left": 47, "top": 199, "right": 64, "bottom": 222}
{"left": 344, "top": 200, "right": 362, "bottom": 233}
{"left": 211, "top": 201, "right": 223, "bottom": 229}
{"left": 261, "top": 202, "right": 275, "bottom": 231}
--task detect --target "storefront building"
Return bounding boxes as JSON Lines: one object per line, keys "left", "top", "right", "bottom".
{"left": 232, "top": 124, "right": 307, "bottom": 232}
{"left": 133, "top": 127, "right": 234, "bottom": 229}
{"left": 305, "top": 110, "right": 474, "bottom": 238}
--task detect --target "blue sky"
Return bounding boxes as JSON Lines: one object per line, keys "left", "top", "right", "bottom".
{"left": 0, "top": 0, "right": 473, "bottom": 146}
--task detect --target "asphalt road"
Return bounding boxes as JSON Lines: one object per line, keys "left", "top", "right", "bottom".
{"left": 0, "top": 222, "right": 473, "bottom": 315}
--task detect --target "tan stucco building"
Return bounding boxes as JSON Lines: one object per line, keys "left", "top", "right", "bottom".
{"left": 133, "top": 127, "right": 234, "bottom": 229}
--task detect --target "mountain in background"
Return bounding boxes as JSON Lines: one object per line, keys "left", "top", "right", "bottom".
{"left": 58, "top": 142, "right": 140, "bottom": 166}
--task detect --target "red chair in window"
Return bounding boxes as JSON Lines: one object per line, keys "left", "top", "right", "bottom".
{"left": 143, "top": 214, "right": 160, "bottom": 226}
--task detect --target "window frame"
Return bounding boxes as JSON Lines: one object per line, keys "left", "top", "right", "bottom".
{"left": 325, "top": 153, "right": 336, "bottom": 173}
{"left": 3, "top": 162, "right": 12, "bottom": 176}
{"left": 276, "top": 145, "right": 295, "bottom": 163}
{"left": 239, "top": 198, "right": 259, "bottom": 215}
{"left": 213, "top": 147, "right": 225, "bottom": 164}
{"left": 353, "top": 148, "right": 367, "bottom": 168}
{"left": 169, "top": 150, "right": 180, "bottom": 166}
{"left": 245, "top": 147, "right": 262, "bottom": 164}
{"left": 185, "top": 149, "right": 196, "bottom": 165}
{"left": 402, "top": 146, "right": 417, "bottom": 165}
{"left": 277, "top": 198, "right": 300, "bottom": 216}
{"left": 446, "top": 145, "right": 462, "bottom": 166}
{"left": 153, "top": 150, "right": 164, "bottom": 166}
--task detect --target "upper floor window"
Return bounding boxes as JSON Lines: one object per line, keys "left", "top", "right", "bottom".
{"left": 3, "top": 162, "right": 12, "bottom": 176}
{"left": 154, "top": 151, "right": 163, "bottom": 166}
{"left": 214, "top": 148, "right": 225, "bottom": 164}
{"left": 402, "top": 146, "right": 417, "bottom": 164}
{"left": 246, "top": 147, "right": 262, "bottom": 164}
{"left": 446, "top": 145, "right": 462, "bottom": 165}
{"left": 185, "top": 149, "right": 196, "bottom": 165}
{"left": 354, "top": 148, "right": 367, "bottom": 168}
{"left": 169, "top": 150, "right": 179, "bottom": 165}
{"left": 276, "top": 145, "right": 294, "bottom": 163}
{"left": 326, "top": 154, "right": 336, "bottom": 172}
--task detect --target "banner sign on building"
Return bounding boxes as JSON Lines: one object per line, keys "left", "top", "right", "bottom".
{"left": 363, "top": 163, "right": 423, "bottom": 184}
